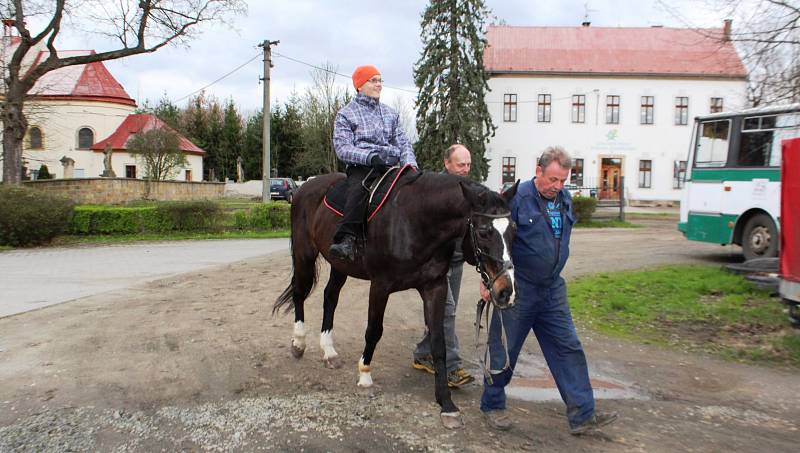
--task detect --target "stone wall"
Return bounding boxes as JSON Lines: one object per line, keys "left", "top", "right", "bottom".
{"left": 24, "top": 178, "right": 224, "bottom": 204}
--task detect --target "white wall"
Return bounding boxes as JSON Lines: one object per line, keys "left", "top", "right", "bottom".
{"left": 485, "top": 75, "right": 748, "bottom": 201}
{"left": 9, "top": 99, "right": 202, "bottom": 182}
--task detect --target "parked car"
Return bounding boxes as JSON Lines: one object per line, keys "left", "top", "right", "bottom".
{"left": 564, "top": 183, "right": 596, "bottom": 198}
{"left": 270, "top": 177, "right": 298, "bottom": 203}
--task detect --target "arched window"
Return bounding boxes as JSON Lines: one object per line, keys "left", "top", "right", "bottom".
{"left": 77, "top": 127, "right": 94, "bottom": 149}
{"left": 29, "top": 126, "right": 43, "bottom": 149}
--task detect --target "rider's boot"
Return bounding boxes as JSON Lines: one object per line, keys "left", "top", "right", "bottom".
{"left": 329, "top": 234, "right": 357, "bottom": 262}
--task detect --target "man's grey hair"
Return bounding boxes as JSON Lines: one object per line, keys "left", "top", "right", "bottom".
{"left": 538, "top": 146, "right": 573, "bottom": 170}
{"left": 444, "top": 143, "right": 468, "bottom": 160}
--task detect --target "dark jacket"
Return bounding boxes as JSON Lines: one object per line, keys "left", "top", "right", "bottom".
{"left": 510, "top": 178, "right": 575, "bottom": 288}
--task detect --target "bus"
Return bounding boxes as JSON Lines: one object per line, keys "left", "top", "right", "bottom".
{"left": 678, "top": 104, "right": 800, "bottom": 260}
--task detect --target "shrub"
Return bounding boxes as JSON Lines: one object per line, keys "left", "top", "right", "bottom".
{"left": 156, "top": 200, "right": 223, "bottom": 232}
{"left": 572, "top": 196, "right": 598, "bottom": 223}
{"left": 70, "top": 206, "right": 167, "bottom": 234}
{"left": 0, "top": 186, "right": 75, "bottom": 246}
{"left": 233, "top": 202, "right": 291, "bottom": 231}
{"left": 37, "top": 164, "right": 52, "bottom": 179}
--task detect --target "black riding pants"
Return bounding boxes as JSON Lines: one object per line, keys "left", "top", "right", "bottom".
{"left": 334, "top": 165, "right": 374, "bottom": 241}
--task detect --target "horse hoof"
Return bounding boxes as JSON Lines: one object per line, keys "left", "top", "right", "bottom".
{"left": 291, "top": 345, "right": 305, "bottom": 358}
{"left": 323, "top": 355, "right": 342, "bottom": 369}
{"left": 440, "top": 411, "right": 464, "bottom": 430}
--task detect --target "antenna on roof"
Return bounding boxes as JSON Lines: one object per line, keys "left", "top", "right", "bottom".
{"left": 582, "top": 1, "right": 597, "bottom": 27}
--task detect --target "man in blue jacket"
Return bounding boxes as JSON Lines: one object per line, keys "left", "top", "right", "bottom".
{"left": 328, "top": 65, "right": 417, "bottom": 262}
{"left": 480, "top": 146, "right": 617, "bottom": 435}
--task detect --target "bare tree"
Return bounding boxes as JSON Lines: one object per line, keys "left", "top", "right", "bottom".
{"left": 659, "top": 0, "right": 800, "bottom": 106}
{"left": 127, "top": 127, "right": 187, "bottom": 181}
{"left": 0, "top": 0, "right": 246, "bottom": 185}
{"left": 391, "top": 95, "right": 418, "bottom": 144}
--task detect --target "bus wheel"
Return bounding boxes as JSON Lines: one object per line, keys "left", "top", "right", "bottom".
{"left": 742, "top": 213, "right": 778, "bottom": 260}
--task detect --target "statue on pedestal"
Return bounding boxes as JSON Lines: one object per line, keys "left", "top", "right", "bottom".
{"left": 100, "top": 143, "right": 116, "bottom": 177}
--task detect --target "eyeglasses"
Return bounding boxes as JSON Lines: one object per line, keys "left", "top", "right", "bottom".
{"left": 367, "top": 77, "right": 383, "bottom": 84}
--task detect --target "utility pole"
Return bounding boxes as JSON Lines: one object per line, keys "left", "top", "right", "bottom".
{"left": 259, "top": 39, "right": 279, "bottom": 203}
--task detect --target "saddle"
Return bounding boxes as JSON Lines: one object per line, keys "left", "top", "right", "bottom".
{"left": 324, "top": 164, "right": 419, "bottom": 222}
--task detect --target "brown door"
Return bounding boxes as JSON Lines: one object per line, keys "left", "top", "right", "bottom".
{"left": 599, "top": 158, "right": 622, "bottom": 199}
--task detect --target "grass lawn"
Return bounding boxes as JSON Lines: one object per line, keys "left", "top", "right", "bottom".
{"left": 574, "top": 219, "right": 641, "bottom": 228}
{"left": 50, "top": 229, "right": 290, "bottom": 246}
{"left": 569, "top": 265, "right": 800, "bottom": 367}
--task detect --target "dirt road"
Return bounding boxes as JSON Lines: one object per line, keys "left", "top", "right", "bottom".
{"left": 1, "top": 220, "right": 798, "bottom": 452}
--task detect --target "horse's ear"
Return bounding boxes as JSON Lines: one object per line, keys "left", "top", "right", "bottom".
{"left": 460, "top": 181, "right": 487, "bottom": 208}
{"left": 502, "top": 179, "right": 520, "bottom": 204}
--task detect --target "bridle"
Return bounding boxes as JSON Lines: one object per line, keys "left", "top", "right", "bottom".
{"left": 467, "top": 210, "right": 515, "bottom": 384}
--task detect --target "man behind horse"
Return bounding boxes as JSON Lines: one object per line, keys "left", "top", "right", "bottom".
{"left": 412, "top": 144, "right": 475, "bottom": 388}
{"left": 480, "top": 146, "right": 618, "bottom": 435}
{"left": 329, "top": 65, "right": 417, "bottom": 262}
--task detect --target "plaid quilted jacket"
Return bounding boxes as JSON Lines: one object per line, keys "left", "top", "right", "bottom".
{"left": 333, "top": 93, "right": 417, "bottom": 167}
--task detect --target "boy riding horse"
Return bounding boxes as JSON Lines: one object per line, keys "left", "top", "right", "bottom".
{"left": 328, "top": 64, "right": 417, "bottom": 262}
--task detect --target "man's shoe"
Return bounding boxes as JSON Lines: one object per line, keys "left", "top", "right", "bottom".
{"left": 329, "top": 235, "right": 357, "bottom": 262}
{"left": 447, "top": 368, "right": 475, "bottom": 388}
{"left": 569, "top": 411, "right": 618, "bottom": 435}
{"left": 412, "top": 355, "right": 435, "bottom": 375}
{"left": 483, "top": 409, "right": 512, "bottom": 431}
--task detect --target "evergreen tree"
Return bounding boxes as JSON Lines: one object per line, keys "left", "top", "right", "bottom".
{"left": 413, "top": 0, "right": 495, "bottom": 180}
{"left": 154, "top": 94, "right": 181, "bottom": 131}
{"left": 241, "top": 111, "right": 263, "bottom": 180}
{"left": 272, "top": 96, "right": 304, "bottom": 178}
{"left": 37, "top": 164, "right": 52, "bottom": 180}
{"left": 205, "top": 101, "right": 225, "bottom": 180}
{"left": 221, "top": 99, "right": 243, "bottom": 180}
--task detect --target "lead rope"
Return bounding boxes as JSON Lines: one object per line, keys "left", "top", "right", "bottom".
{"left": 474, "top": 297, "right": 511, "bottom": 385}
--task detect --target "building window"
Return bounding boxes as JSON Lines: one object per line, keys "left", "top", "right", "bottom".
{"left": 673, "top": 160, "right": 687, "bottom": 189}
{"left": 640, "top": 96, "right": 654, "bottom": 124}
{"left": 77, "top": 127, "right": 94, "bottom": 149}
{"left": 606, "top": 95, "right": 620, "bottom": 124}
{"left": 710, "top": 97, "right": 724, "bottom": 113}
{"left": 537, "top": 94, "right": 551, "bottom": 122}
{"left": 185, "top": 169, "right": 192, "bottom": 181}
{"left": 125, "top": 165, "right": 137, "bottom": 179}
{"left": 571, "top": 95, "right": 585, "bottom": 123}
{"left": 675, "top": 97, "right": 689, "bottom": 125}
{"left": 503, "top": 94, "right": 517, "bottom": 122}
{"left": 29, "top": 126, "right": 43, "bottom": 149}
{"left": 573, "top": 158, "right": 584, "bottom": 186}
{"left": 638, "top": 160, "right": 652, "bottom": 188}
{"left": 502, "top": 157, "right": 516, "bottom": 183}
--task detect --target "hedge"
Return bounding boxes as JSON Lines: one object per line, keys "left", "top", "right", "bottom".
{"left": 71, "top": 201, "right": 224, "bottom": 234}
{"left": 0, "top": 186, "right": 75, "bottom": 246}
{"left": 572, "top": 196, "right": 598, "bottom": 223}
{"left": 233, "top": 202, "right": 291, "bottom": 231}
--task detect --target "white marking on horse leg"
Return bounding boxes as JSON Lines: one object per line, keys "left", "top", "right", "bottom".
{"left": 357, "top": 357, "right": 373, "bottom": 387}
{"left": 320, "top": 330, "right": 338, "bottom": 360}
{"left": 292, "top": 321, "right": 306, "bottom": 351}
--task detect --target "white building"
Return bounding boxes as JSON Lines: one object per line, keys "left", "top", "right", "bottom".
{"left": 0, "top": 31, "right": 203, "bottom": 182}
{"left": 484, "top": 23, "right": 748, "bottom": 204}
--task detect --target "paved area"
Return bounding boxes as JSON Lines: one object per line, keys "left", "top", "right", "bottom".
{"left": 0, "top": 239, "right": 290, "bottom": 318}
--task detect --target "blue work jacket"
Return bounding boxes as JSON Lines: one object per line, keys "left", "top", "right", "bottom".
{"left": 511, "top": 179, "right": 575, "bottom": 288}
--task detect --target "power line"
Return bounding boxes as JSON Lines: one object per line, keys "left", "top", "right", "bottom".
{"left": 173, "top": 52, "right": 262, "bottom": 104}
{"left": 273, "top": 51, "right": 418, "bottom": 94}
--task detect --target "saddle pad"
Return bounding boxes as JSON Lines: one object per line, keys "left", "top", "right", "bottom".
{"left": 324, "top": 164, "right": 419, "bottom": 221}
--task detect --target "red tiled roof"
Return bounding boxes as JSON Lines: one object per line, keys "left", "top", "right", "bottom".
{"left": 91, "top": 114, "right": 204, "bottom": 155}
{"left": 25, "top": 49, "right": 136, "bottom": 106}
{"left": 484, "top": 25, "right": 747, "bottom": 78}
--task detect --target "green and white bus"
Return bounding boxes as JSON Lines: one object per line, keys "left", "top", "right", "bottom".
{"left": 678, "top": 104, "right": 800, "bottom": 259}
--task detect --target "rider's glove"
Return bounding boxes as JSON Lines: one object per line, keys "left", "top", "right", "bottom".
{"left": 370, "top": 154, "right": 388, "bottom": 172}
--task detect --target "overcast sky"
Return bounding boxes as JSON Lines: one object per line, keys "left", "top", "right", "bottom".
{"left": 52, "top": 0, "right": 737, "bottom": 116}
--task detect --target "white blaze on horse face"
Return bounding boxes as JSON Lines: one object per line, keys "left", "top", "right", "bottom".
{"left": 320, "top": 330, "right": 338, "bottom": 360}
{"left": 492, "top": 217, "right": 515, "bottom": 287}
{"left": 357, "top": 357, "right": 373, "bottom": 387}
{"left": 292, "top": 321, "right": 306, "bottom": 352}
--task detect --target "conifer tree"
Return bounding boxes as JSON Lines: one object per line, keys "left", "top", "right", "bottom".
{"left": 413, "top": 0, "right": 495, "bottom": 180}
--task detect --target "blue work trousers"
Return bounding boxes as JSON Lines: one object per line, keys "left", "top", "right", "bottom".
{"left": 480, "top": 278, "right": 595, "bottom": 428}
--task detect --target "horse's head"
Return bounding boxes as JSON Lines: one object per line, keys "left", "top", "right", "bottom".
{"left": 460, "top": 180, "right": 519, "bottom": 309}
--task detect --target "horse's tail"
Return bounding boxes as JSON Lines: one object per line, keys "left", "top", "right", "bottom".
{"left": 272, "top": 185, "right": 320, "bottom": 316}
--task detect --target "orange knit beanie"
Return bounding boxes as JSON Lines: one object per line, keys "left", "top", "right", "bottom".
{"left": 352, "top": 65, "right": 380, "bottom": 90}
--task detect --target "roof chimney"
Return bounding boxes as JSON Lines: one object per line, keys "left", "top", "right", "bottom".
{"left": 723, "top": 19, "right": 732, "bottom": 41}
{"left": 581, "top": 21, "right": 591, "bottom": 27}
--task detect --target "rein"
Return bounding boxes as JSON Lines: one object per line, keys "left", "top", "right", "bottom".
{"left": 468, "top": 211, "right": 514, "bottom": 384}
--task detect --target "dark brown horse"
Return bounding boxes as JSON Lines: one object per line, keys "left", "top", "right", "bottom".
{"left": 273, "top": 170, "right": 518, "bottom": 428}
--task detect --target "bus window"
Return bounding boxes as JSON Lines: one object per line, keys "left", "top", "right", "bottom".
{"left": 739, "top": 116, "right": 774, "bottom": 167}
{"left": 772, "top": 113, "right": 800, "bottom": 166}
{"left": 695, "top": 120, "right": 730, "bottom": 167}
